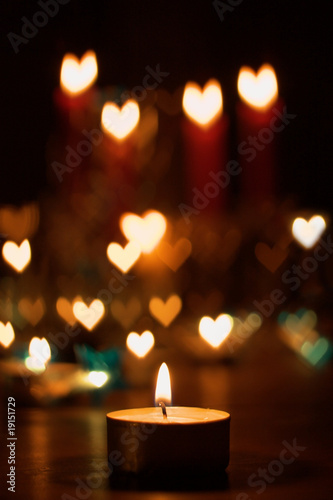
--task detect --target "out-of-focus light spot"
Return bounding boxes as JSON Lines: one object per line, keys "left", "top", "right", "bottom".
{"left": 301, "top": 337, "right": 331, "bottom": 367}
{"left": 279, "top": 310, "right": 332, "bottom": 368}
{"left": 2, "top": 239, "right": 31, "bottom": 272}
{"left": 292, "top": 215, "right": 326, "bottom": 249}
{"left": 25, "top": 356, "right": 46, "bottom": 374}
{"left": 120, "top": 210, "right": 166, "bottom": 253}
{"left": 183, "top": 79, "right": 222, "bottom": 127}
{"left": 56, "top": 297, "right": 77, "bottom": 325}
{"left": 149, "top": 295, "right": 182, "bottom": 327}
{"left": 101, "top": 100, "right": 140, "bottom": 140}
{"left": 157, "top": 238, "right": 192, "bottom": 271}
{"left": 60, "top": 50, "right": 97, "bottom": 96}
{"left": 25, "top": 337, "right": 51, "bottom": 374}
{"left": 0, "top": 203, "right": 39, "bottom": 242}
{"left": 199, "top": 314, "right": 233, "bottom": 348}
{"left": 237, "top": 64, "right": 278, "bottom": 111}
{"left": 0, "top": 321, "right": 15, "bottom": 348}
{"left": 126, "top": 331, "right": 155, "bottom": 358}
{"left": 106, "top": 241, "right": 141, "bottom": 273}
{"left": 72, "top": 299, "right": 105, "bottom": 331}
{"left": 18, "top": 297, "right": 45, "bottom": 326}
{"left": 87, "top": 371, "right": 108, "bottom": 388}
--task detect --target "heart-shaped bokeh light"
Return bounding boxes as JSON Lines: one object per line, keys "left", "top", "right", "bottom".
{"left": 25, "top": 337, "right": 51, "bottom": 374}
{"left": 300, "top": 337, "right": 331, "bottom": 367}
{"left": 183, "top": 79, "right": 222, "bottom": 127}
{"left": 110, "top": 298, "right": 142, "bottom": 329}
{"left": 106, "top": 241, "right": 141, "bottom": 273}
{"left": 2, "top": 239, "right": 31, "bottom": 273}
{"left": 126, "top": 330, "right": 155, "bottom": 358}
{"left": 292, "top": 215, "right": 326, "bottom": 249}
{"left": 0, "top": 203, "right": 39, "bottom": 242}
{"left": 157, "top": 238, "right": 192, "bottom": 271}
{"left": 120, "top": 210, "right": 166, "bottom": 253}
{"left": 237, "top": 64, "right": 278, "bottom": 111}
{"left": 0, "top": 321, "right": 15, "bottom": 348}
{"left": 60, "top": 50, "right": 98, "bottom": 96}
{"left": 56, "top": 297, "right": 78, "bottom": 325}
{"left": 199, "top": 314, "right": 233, "bottom": 348}
{"left": 101, "top": 100, "right": 140, "bottom": 140}
{"left": 149, "top": 295, "right": 182, "bottom": 327}
{"left": 18, "top": 298, "right": 45, "bottom": 326}
{"left": 73, "top": 299, "right": 105, "bottom": 331}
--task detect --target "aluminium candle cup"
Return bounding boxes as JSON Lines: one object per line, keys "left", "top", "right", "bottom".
{"left": 106, "top": 406, "right": 230, "bottom": 485}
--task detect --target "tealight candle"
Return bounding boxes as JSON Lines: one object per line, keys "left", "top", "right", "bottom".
{"left": 106, "top": 363, "right": 230, "bottom": 481}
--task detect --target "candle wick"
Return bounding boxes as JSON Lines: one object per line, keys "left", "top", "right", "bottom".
{"left": 159, "top": 401, "right": 168, "bottom": 419}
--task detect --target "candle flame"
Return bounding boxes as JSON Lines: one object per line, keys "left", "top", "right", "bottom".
{"left": 155, "top": 362, "right": 172, "bottom": 406}
{"left": 237, "top": 64, "right": 278, "bottom": 111}
{"left": 182, "top": 79, "right": 222, "bottom": 127}
{"left": 60, "top": 50, "right": 98, "bottom": 96}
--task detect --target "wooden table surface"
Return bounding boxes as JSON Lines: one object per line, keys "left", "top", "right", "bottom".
{"left": 1, "top": 325, "right": 332, "bottom": 500}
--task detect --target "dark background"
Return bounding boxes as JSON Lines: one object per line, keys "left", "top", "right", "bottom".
{"left": 1, "top": 0, "right": 332, "bottom": 209}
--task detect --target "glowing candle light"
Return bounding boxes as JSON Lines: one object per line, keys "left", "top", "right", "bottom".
{"left": 106, "top": 363, "right": 230, "bottom": 481}
{"left": 237, "top": 64, "right": 283, "bottom": 206}
{"left": 238, "top": 65, "right": 278, "bottom": 111}
{"left": 101, "top": 100, "right": 140, "bottom": 141}
{"left": 72, "top": 299, "right": 105, "bottom": 331}
{"left": 0, "top": 322, "right": 15, "bottom": 348}
{"left": 199, "top": 314, "right": 234, "bottom": 348}
{"left": 100, "top": 99, "right": 141, "bottom": 211}
{"left": 149, "top": 295, "right": 182, "bottom": 327}
{"left": 60, "top": 51, "right": 98, "bottom": 97}
{"left": 106, "top": 241, "right": 141, "bottom": 273}
{"left": 25, "top": 337, "right": 51, "bottom": 374}
{"left": 2, "top": 239, "right": 31, "bottom": 273}
{"left": 87, "top": 371, "right": 108, "bottom": 388}
{"left": 53, "top": 50, "right": 99, "bottom": 192}
{"left": 182, "top": 79, "right": 229, "bottom": 215}
{"left": 183, "top": 80, "right": 222, "bottom": 126}
{"left": 292, "top": 215, "right": 326, "bottom": 249}
{"left": 55, "top": 50, "right": 98, "bottom": 112}
{"left": 120, "top": 210, "right": 167, "bottom": 253}
{"left": 155, "top": 362, "right": 172, "bottom": 405}
{"left": 126, "top": 331, "right": 155, "bottom": 358}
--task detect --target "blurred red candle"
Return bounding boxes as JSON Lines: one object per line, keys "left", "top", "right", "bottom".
{"left": 182, "top": 79, "right": 229, "bottom": 214}
{"left": 55, "top": 50, "right": 98, "bottom": 111}
{"left": 52, "top": 51, "right": 98, "bottom": 190}
{"left": 100, "top": 100, "right": 140, "bottom": 212}
{"left": 237, "top": 64, "right": 283, "bottom": 206}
